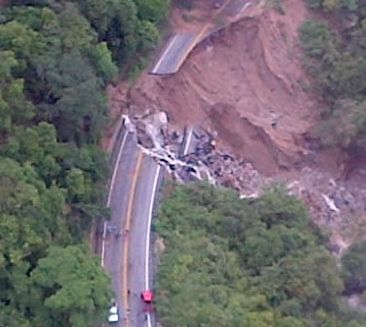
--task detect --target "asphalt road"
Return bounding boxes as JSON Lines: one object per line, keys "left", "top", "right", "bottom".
{"left": 128, "top": 156, "right": 160, "bottom": 327}
{"left": 150, "top": 34, "right": 196, "bottom": 75}
{"left": 102, "top": 129, "right": 161, "bottom": 327}
{"left": 223, "top": 0, "right": 251, "bottom": 16}
{"left": 101, "top": 0, "right": 254, "bottom": 322}
{"left": 149, "top": 0, "right": 252, "bottom": 76}
{"left": 103, "top": 131, "right": 138, "bottom": 327}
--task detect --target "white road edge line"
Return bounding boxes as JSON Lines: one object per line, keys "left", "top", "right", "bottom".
{"left": 101, "top": 129, "right": 129, "bottom": 267}
{"left": 107, "top": 130, "right": 129, "bottom": 207}
{"left": 151, "top": 35, "right": 178, "bottom": 74}
{"left": 101, "top": 222, "right": 108, "bottom": 268}
{"left": 182, "top": 127, "right": 193, "bottom": 156}
{"left": 237, "top": 2, "right": 251, "bottom": 16}
{"left": 145, "top": 165, "right": 161, "bottom": 288}
{"left": 145, "top": 165, "right": 161, "bottom": 327}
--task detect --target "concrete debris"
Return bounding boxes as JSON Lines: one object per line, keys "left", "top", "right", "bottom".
{"left": 321, "top": 194, "right": 340, "bottom": 213}
{"left": 130, "top": 114, "right": 217, "bottom": 184}
{"left": 126, "top": 114, "right": 366, "bottom": 253}
{"left": 122, "top": 115, "right": 135, "bottom": 132}
{"left": 136, "top": 120, "right": 154, "bottom": 148}
{"left": 240, "top": 192, "right": 259, "bottom": 199}
{"left": 174, "top": 126, "right": 366, "bottom": 253}
{"left": 284, "top": 169, "right": 366, "bottom": 254}
{"left": 132, "top": 115, "right": 265, "bottom": 193}
{"left": 133, "top": 111, "right": 169, "bottom": 149}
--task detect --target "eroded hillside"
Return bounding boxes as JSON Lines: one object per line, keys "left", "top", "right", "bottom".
{"left": 107, "top": 0, "right": 366, "bottom": 251}
{"left": 126, "top": 0, "right": 317, "bottom": 174}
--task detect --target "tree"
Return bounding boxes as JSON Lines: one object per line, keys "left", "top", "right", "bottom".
{"left": 300, "top": 20, "right": 337, "bottom": 59}
{"left": 300, "top": 4, "right": 366, "bottom": 155}
{"left": 0, "top": 20, "right": 39, "bottom": 63}
{"left": 276, "top": 316, "right": 306, "bottom": 327}
{"left": 88, "top": 42, "right": 118, "bottom": 85}
{"left": 30, "top": 245, "right": 112, "bottom": 327}
{"left": 306, "top": 0, "right": 358, "bottom": 11}
{"left": 0, "top": 1, "right": 119, "bottom": 321}
{"left": 342, "top": 240, "right": 366, "bottom": 294}
{"left": 137, "top": 19, "right": 160, "bottom": 54}
{"left": 134, "top": 0, "right": 170, "bottom": 23}
{"left": 77, "top": 0, "right": 162, "bottom": 63}
{"left": 252, "top": 186, "right": 309, "bottom": 229}
{"left": 316, "top": 99, "right": 366, "bottom": 150}
{"left": 0, "top": 50, "right": 34, "bottom": 138}
{"left": 155, "top": 184, "right": 354, "bottom": 326}
{"left": 77, "top": 0, "right": 140, "bottom": 60}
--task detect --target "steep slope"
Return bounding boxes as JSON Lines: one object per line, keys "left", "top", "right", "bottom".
{"left": 106, "top": 0, "right": 366, "bottom": 251}
{"left": 127, "top": 0, "right": 317, "bottom": 175}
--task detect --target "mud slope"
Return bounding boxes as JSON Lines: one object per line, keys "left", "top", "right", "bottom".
{"left": 128, "top": 0, "right": 317, "bottom": 175}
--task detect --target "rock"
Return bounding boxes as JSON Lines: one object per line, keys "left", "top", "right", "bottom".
{"left": 322, "top": 194, "right": 340, "bottom": 213}
{"left": 136, "top": 121, "right": 155, "bottom": 148}
{"left": 330, "top": 191, "right": 344, "bottom": 209}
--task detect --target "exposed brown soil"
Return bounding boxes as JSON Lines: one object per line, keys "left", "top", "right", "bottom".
{"left": 106, "top": 0, "right": 366, "bottom": 249}
{"left": 127, "top": 0, "right": 318, "bottom": 175}
{"left": 169, "top": 1, "right": 215, "bottom": 32}
{"left": 100, "top": 81, "right": 129, "bottom": 152}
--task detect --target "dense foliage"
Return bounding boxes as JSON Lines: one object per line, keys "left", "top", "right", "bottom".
{"left": 0, "top": 0, "right": 168, "bottom": 325}
{"left": 342, "top": 240, "right": 366, "bottom": 295}
{"left": 156, "top": 184, "right": 366, "bottom": 327}
{"left": 300, "top": 1, "right": 366, "bottom": 152}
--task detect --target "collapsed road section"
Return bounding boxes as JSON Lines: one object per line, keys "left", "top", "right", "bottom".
{"left": 150, "top": 34, "right": 197, "bottom": 75}
{"left": 133, "top": 111, "right": 366, "bottom": 257}
{"left": 149, "top": 0, "right": 253, "bottom": 75}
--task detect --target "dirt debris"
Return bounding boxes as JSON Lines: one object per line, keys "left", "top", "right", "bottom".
{"left": 100, "top": 82, "right": 130, "bottom": 152}
{"left": 179, "top": 127, "right": 366, "bottom": 254}
{"left": 133, "top": 111, "right": 366, "bottom": 254}
{"left": 108, "top": 0, "right": 366, "bottom": 252}
{"left": 129, "top": 0, "right": 316, "bottom": 176}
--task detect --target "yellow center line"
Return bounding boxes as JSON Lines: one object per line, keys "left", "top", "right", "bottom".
{"left": 122, "top": 151, "right": 144, "bottom": 327}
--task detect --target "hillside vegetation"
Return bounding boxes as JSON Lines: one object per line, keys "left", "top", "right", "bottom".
{"left": 0, "top": 0, "right": 168, "bottom": 325}
{"left": 300, "top": 0, "right": 366, "bottom": 153}
{"left": 156, "top": 184, "right": 366, "bottom": 327}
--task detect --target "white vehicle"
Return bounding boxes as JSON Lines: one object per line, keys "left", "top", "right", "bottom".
{"left": 107, "top": 302, "right": 119, "bottom": 323}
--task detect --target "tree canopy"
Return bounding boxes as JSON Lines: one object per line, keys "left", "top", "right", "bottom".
{"left": 342, "top": 240, "right": 366, "bottom": 295}
{"left": 156, "top": 184, "right": 366, "bottom": 327}
{"left": 0, "top": 0, "right": 169, "bottom": 324}
{"left": 300, "top": 1, "right": 366, "bottom": 153}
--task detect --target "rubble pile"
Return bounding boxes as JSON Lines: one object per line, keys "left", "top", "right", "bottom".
{"left": 131, "top": 111, "right": 366, "bottom": 253}
{"left": 181, "top": 130, "right": 266, "bottom": 197}
{"left": 175, "top": 127, "right": 366, "bottom": 253}
{"left": 133, "top": 111, "right": 267, "bottom": 195}
{"left": 286, "top": 167, "right": 366, "bottom": 254}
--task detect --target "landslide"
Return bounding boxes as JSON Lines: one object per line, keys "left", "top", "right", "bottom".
{"left": 127, "top": 0, "right": 318, "bottom": 175}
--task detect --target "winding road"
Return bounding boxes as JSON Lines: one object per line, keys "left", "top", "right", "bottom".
{"left": 150, "top": 0, "right": 253, "bottom": 75}
{"left": 99, "top": 1, "right": 256, "bottom": 325}
{"left": 101, "top": 128, "right": 161, "bottom": 327}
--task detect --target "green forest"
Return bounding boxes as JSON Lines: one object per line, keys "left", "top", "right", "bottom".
{"left": 0, "top": 0, "right": 168, "bottom": 326}
{"left": 154, "top": 1, "right": 366, "bottom": 326}
{"left": 156, "top": 184, "right": 366, "bottom": 327}
{"left": 300, "top": 0, "right": 366, "bottom": 152}
{"left": 2, "top": 0, "right": 366, "bottom": 326}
